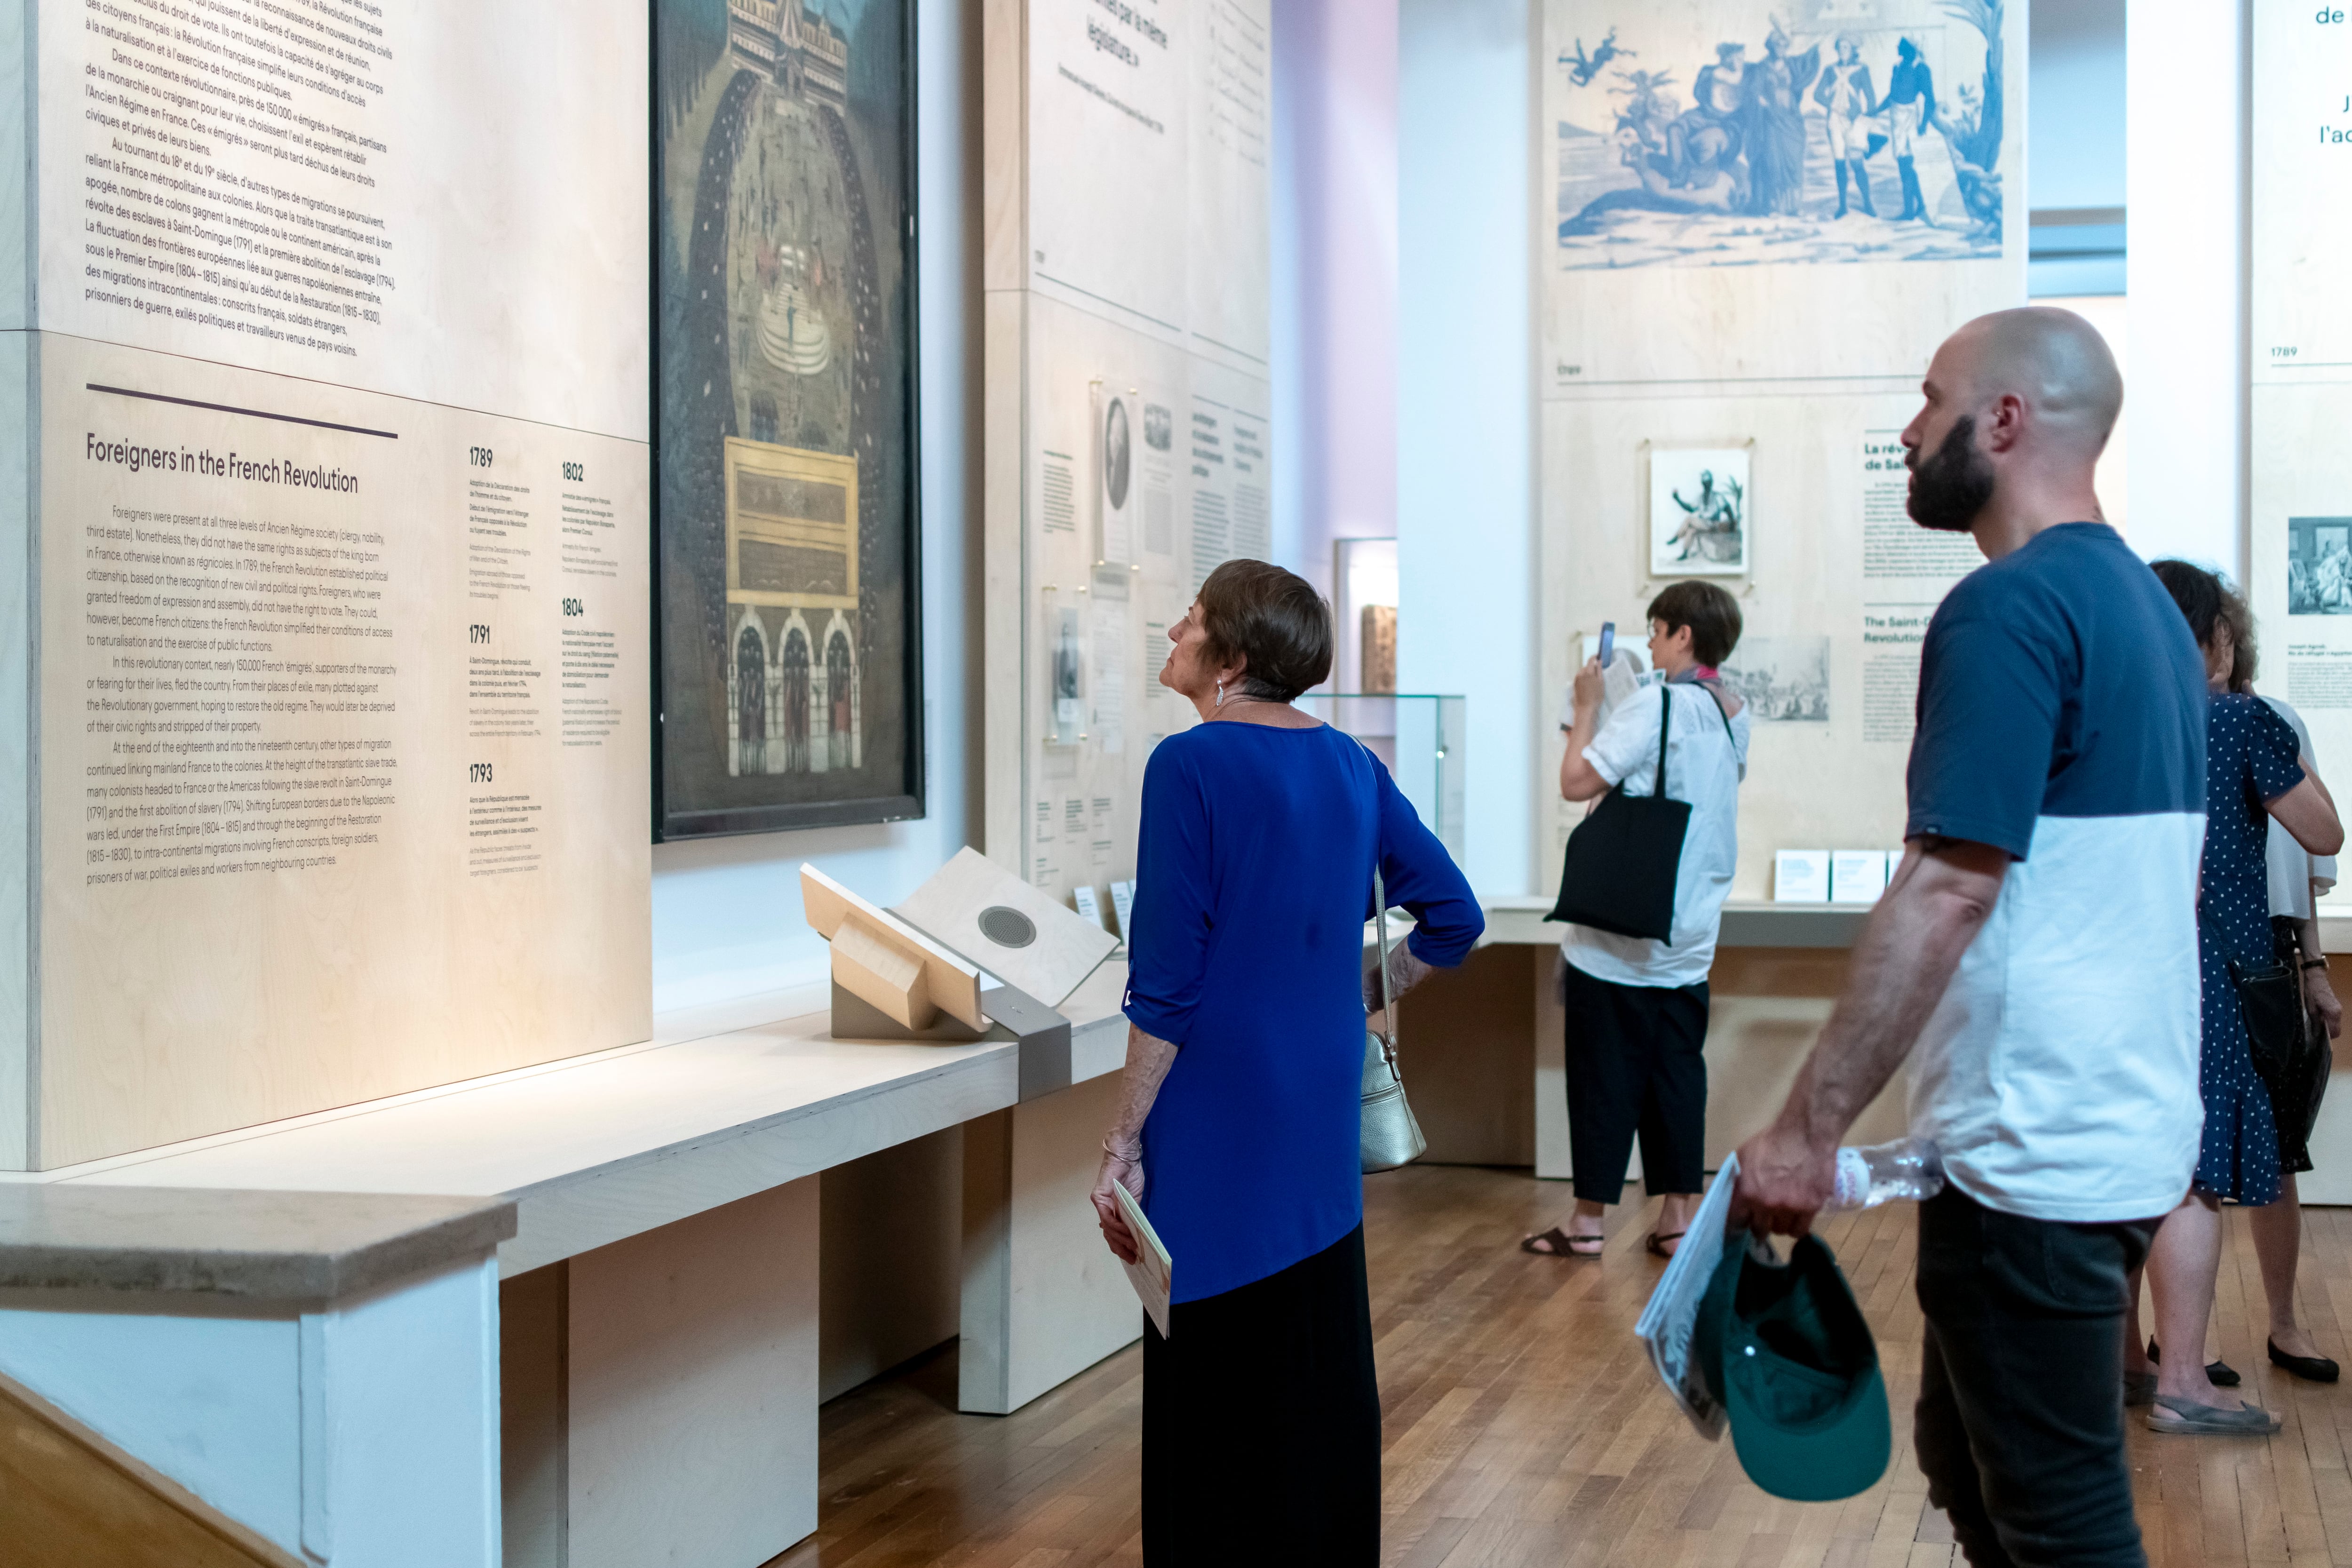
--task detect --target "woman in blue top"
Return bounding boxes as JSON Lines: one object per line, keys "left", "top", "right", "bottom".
{"left": 1089, "top": 559, "right": 1483, "bottom": 1564}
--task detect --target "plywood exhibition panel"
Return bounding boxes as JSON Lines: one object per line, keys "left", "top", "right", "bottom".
{"left": 1539, "top": 0, "right": 2026, "bottom": 390}
{"left": 2, "top": 0, "right": 654, "bottom": 1169}
{"left": 1534, "top": 0, "right": 2026, "bottom": 893}
{"left": 1538, "top": 389, "right": 1988, "bottom": 897}
{"left": 37, "top": 0, "right": 648, "bottom": 438}
{"left": 16, "top": 335, "right": 651, "bottom": 1168}
{"left": 2250, "top": 3, "right": 2352, "bottom": 396}
{"left": 983, "top": 0, "right": 1272, "bottom": 902}
{"left": 2251, "top": 1, "right": 2352, "bottom": 916}
{"left": 1000, "top": 294, "right": 1271, "bottom": 899}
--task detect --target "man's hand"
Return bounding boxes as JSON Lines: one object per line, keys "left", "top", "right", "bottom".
{"left": 1730, "top": 1120, "right": 1838, "bottom": 1239}
{"left": 1091, "top": 1142, "right": 1144, "bottom": 1264}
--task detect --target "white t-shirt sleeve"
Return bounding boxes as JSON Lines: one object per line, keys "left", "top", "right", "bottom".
{"left": 1584, "top": 689, "right": 1662, "bottom": 789}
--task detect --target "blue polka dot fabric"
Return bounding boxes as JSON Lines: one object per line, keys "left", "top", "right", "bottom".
{"left": 2194, "top": 692, "right": 2307, "bottom": 1206}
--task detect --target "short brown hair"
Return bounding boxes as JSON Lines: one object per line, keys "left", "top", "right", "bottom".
{"left": 1198, "top": 558, "right": 1333, "bottom": 701}
{"left": 2218, "top": 580, "right": 2258, "bottom": 692}
{"left": 1646, "top": 581, "right": 1742, "bottom": 667}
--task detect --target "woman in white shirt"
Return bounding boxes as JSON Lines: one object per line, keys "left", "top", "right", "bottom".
{"left": 2251, "top": 666, "right": 2340, "bottom": 1381}
{"left": 1523, "top": 581, "right": 1750, "bottom": 1259}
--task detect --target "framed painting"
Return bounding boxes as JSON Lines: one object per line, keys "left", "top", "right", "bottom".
{"left": 653, "top": 0, "right": 924, "bottom": 838}
{"left": 1648, "top": 444, "right": 1750, "bottom": 576}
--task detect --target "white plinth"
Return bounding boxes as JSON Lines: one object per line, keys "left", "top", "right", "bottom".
{"left": 1, "top": 966, "right": 1138, "bottom": 1556}
{"left": 960, "top": 1073, "right": 1144, "bottom": 1414}
{"left": 0, "top": 1255, "right": 503, "bottom": 1567}
{"left": 568, "top": 1180, "right": 818, "bottom": 1568}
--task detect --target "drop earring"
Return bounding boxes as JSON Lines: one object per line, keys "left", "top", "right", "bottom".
{"left": 1215, "top": 678, "right": 1226, "bottom": 708}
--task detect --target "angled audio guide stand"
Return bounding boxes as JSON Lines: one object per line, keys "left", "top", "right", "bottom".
{"left": 799, "top": 854, "right": 1117, "bottom": 1100}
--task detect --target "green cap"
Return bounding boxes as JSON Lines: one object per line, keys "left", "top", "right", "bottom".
{"left": 1696, "top": 1228, "right": 1890, "bottom": 1503}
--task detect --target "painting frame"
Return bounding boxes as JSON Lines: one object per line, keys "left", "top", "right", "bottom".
{"left": 1647, "top": 443, "right": 1752, "bottom": 578}
{"left": 650, "top": 0, "right": 927, "bottom": 841}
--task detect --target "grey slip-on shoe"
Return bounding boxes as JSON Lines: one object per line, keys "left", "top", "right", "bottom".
{"left": 2145, "top": 1395, "right": 2282, "bottom": 1435}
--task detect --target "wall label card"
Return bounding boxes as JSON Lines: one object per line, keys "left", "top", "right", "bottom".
{"left": 1773, "top": 849, "right": 1830, "bottom": 904}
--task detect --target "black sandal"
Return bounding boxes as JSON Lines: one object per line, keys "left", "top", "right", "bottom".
{"left": 2269, "top": 1339, "right": 2341, "bottom": 1383}
{"left": 1646, "top": 1230, "right": 1686, "bottom": 1258}
{"left": 1521, "top": 1226, "right": 1604, "bottom": 1258}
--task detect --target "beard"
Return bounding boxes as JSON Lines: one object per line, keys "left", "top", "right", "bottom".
{"left": 1907, "top": 415, "right": 1996, "bottom": 533}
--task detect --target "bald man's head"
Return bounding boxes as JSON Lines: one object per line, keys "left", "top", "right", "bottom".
{"left": 1939, "top": 306, "right": 2124, "bottom": 456}
{"left": 1900, "top": 307, "right": 2123, "bottom": 536}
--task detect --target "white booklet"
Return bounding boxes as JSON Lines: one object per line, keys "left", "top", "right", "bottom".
{"left": 1633, "top": 1153, "right": 1743, "bottom": 1438}
{"left": 1114, "top": 1179, "right": 1173, "bottom": 1339}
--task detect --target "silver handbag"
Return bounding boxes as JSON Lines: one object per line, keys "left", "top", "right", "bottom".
{"left": 1361, "top": 873, "right": 1428, "bottom": 1173}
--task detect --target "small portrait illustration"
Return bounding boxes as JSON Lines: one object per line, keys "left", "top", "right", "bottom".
{"left": 1650, "top": 446, "right": 1751, "bottom": 576}
{"left": 2289, "top": 517, "right": 2352, "bottom": 616}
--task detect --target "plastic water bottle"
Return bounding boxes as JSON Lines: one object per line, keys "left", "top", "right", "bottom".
{"left": 1827, "top": 1138, "right": 1946, "bottom": 1211}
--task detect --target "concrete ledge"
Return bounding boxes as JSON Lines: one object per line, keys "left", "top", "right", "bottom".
{"left": 0, "top": 1186, "right": 515, "bottom": 1300}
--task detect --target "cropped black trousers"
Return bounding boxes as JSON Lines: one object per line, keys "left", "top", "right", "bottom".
{"left": 1560, "top": 956, "right": 1710, "bottom": 1205}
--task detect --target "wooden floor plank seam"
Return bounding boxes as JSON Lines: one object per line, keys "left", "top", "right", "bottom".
{"left": 772, "top": 1168, "right": 2352, "bottom": 1567}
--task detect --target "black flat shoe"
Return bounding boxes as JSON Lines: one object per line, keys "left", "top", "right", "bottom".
{"left": 2269, "top": 1339, "right": 2341, "bottom": 1383}
{"left": 2149, "top": 1337, "right": 2240, "bottom": 1388}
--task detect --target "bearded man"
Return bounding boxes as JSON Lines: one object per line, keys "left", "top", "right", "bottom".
{"left": 1734, "top": 308, "right": 2203, "bottom": 1568}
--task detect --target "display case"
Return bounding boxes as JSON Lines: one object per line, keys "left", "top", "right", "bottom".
{"left": 1330, "top": 539, "right": 1398, "bottom": 693}
{"left": 1297, "top": 695, "right": 1467, "bottom": 866}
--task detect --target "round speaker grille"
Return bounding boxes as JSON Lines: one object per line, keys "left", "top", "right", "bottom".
{"left": 977, "top": 906, "right": 1037, "bottom": 948}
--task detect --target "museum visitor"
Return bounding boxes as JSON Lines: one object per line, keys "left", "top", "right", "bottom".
{"left": 10, "top": 5, "right": 2350, "bottom": 1566}
{"left": 1525, "top": 580, "right": 1751, "bottom": 1261}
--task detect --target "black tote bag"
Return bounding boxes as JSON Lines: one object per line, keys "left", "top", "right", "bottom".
{"left": 1546, "top": 685, "right": 1692, "bottom": 942}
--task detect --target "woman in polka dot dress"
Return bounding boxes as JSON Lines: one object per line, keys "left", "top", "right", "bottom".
{"left": 2129, "top": 561, "right": 2344, "bottom": 1435}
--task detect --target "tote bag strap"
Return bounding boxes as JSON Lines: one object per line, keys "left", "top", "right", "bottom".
{"left": 1652, "top": 683, "right": 1672, "bottom": 799}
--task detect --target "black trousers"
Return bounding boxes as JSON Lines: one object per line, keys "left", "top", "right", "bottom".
{"left": 1142, "top": 1224, "right": 1380, "bottom": 1566}
{"left": 1913, "top": 1187, "right": 2160, "bottom": 1568}
{"left": 1560, "top": 958, "right": 1709, "bottom": 1204}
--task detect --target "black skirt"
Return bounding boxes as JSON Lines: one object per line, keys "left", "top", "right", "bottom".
{"left": 1142, "top": 1223, "right": 1380, "bottom": 1566}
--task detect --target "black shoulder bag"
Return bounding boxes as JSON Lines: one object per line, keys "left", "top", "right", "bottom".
{"left": 1547, "top": 685, "right": 1700, "bottom": 942}
{"left": 2250, "top": 918, "right": 2332, "bottom": 1171}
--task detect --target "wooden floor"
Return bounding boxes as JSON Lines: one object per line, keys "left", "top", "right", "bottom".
{"left": 771, "top": 1166, "right": 2352, "bottom": 1567}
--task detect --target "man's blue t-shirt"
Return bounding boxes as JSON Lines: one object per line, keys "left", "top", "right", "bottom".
{"left": 1903, "top": 522, "right": 2209, "bottom": 1222}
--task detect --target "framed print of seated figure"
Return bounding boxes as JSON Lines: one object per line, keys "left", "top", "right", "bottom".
{"left": 1651, "top": 445, "right": 1751, "bottom": 577}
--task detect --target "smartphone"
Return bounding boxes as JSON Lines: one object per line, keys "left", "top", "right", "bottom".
{"left": 1597, "top": 621, "right": 1615, "bottom": 669}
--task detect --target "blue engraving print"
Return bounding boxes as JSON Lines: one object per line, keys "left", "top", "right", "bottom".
{"left": 1556, "top": 0, "right": 2005, "bottom": 268}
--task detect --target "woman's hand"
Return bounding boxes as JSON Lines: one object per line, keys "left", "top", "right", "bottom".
{"left": 1560, "top": 657, "right": 1613, "bottom": 802}
{"left": 1365, "top": 942, "right": 1433, "bottom": 1021}
{"left": 2308, "top": 966, "right": 2344, "bottom": 1041}
{"left": 1572, "top": 654, "right": 1607, "bottom": 719}
{"left": 1091, "top": 1138, "right": 1144, "bottom": 1264}
{"left": 1093, "top": 1025, "right": 1179, "bottom": 1264}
